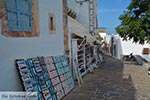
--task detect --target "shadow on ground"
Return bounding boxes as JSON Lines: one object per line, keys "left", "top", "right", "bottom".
{"left": 63, "top": 55, "right": 136, "bottom": 100}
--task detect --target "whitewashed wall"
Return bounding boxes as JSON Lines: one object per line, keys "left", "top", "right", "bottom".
{"left": 121, "top": 39, "right": 150, "bottom": 56}
{"left": 67, "top": 0, "right": 90, "bottom": 32}
{"left": 68, "top": 16, "right": 88, "bottom": 55}
{"left": 0, "top": 0, "right": 64, "bottom": 91}
{"left": 106, "top": 35, "right": 150, "bottom": 59}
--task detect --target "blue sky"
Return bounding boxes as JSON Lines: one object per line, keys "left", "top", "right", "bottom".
{"left": 98, "top": 0, "right": 131, "bottom": 34}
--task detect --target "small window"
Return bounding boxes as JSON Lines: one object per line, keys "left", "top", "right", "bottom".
{"left": 6, "top": 0, "right": 32, "bottom": 32}
{"left": 49, "top": 13, "right": 56, "bottom": 33}
{"left": 50, "top": 17, "right": 54, "bottom": 30}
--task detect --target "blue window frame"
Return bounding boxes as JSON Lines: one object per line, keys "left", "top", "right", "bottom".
{"left": 6, "top": 0, "right": 32, "bottom": 32}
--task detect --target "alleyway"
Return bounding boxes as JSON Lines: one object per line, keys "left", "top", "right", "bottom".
{"left": 63, "top": 55, "right": 150, "bottom": 100}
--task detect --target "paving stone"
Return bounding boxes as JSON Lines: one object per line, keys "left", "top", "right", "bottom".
{"left": 146, "top": 98, "right": 150, "bottom": 100}
{"left": 63, "top": 55, "right": 150, "bottom": 100}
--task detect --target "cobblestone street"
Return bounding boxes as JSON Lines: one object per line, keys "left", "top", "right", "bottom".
{"left": 63, "top": 55, "right": 150, "bottom": 100}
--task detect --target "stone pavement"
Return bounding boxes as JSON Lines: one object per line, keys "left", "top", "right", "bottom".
{"left": 123, "top": 62, "right": 150, "bottom": 100}
{"left": 63, "top": 55, "right": 150, "bottom": 100}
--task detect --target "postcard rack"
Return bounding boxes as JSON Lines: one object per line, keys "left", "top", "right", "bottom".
{"left": 15, "top": 55, "right": 74, "bottom": 100}
{"left": 71, "top": 39, "right": 96, "bottom": 84}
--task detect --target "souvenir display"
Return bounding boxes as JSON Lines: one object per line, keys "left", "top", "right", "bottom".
{"left": 32, "top": 58, "right": 41, "bottom": 66}
{"left": 26, "top": 59, "right": 34, "bottom": 68}
{"left": 53, "top": 55, "right": 75, "bottom": 96}
{"left": 64, "top": 66, "right": 70, "bottom": 73}
{"left": 42, "top": 88, "right": 51, "bottom": 100}
{"left": 16, "top": 58, "right": 56, "bottom": 100}
{"left": 41, "top": 64, "right": 47, "bottom": 72}
{"left": 57, "top": 67, "right": 65, "bottom": 75}
{"left": 55, "top": 62, "right": 62, "bottom": 69}
{"left": 47, "top": 63, "right": 56, "bottom": 72}
{"left": 46, "top": 79, "right": 52, "bottom": 88}
{"left": 68, "top": 77, "right": 74, "bottom": 85}
{"left": 16, "top": 60, "right": 34, "bottom": 92}
{"left": 69, "top": 82, "right": 74, "bottom": 90}
{"left": 64, "top": 86, "right": 71, "bottom": 95}
{"left": 52, "top": 95, "right": 57, "bottom": 100}
{"left": 51, "top": 77, "right": 60, "bottom": 86}
{"left": 65, "top": 72, "right": 72, "bottom": 79}
{"left": 49, "top": 86, "right": 55, "bottom": 95}
{"left": 62, "top": 61, "right": 68, "bottom": 67}
{"left": 38, "top": 57, "right": 45, "bottom": 65}
{"left": 59, "top": 55, "right": 67, "bottom": 62}
{"left": 53, "top": 56, "right": 60, "bottom": 63}
{"left": 54, "top": 83, "right": 63, "bottom": 92}
{"left": 16, "top": 55, "right": 74, "bottom": 100}
{"left": 62, "top": 80, "right": 68, "bottom": 88}
{"left": 43, "top": 71, "right": 49, "bottom": 81}
{"left": 56, "top": 90, "right": 65, "bottom": 100}
{"left": 49, "top": 70, "right": 58, "bottom": 79}
{"left": 60, "top": 74, "right": 66, "bottom": 82}
{"left": 44, "top": 56, "right": 54, "bottom": 65}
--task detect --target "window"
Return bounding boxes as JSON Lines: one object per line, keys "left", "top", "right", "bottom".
{"left": 49, "top": 13, "right": 56, "bottom": 33}
{"left": 50, "top": 17, "right": 54, "bottom": 31}
{"left": 6, "top": 0, "right": 32, "bottom": 32}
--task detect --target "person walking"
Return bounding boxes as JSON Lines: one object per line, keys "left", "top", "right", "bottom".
{"left": 97, "top": 43, "right": 105, "bottom": 64}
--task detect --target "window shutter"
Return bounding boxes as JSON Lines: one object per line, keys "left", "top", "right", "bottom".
{"left": 6, "top": 0, "right": 32, "bottom": 32}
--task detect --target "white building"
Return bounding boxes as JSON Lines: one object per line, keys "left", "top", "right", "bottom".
{"left": 105, "top": 34, "right": 150, "bottom": 59}
{"left": 0, "top": 0, "right": 99, "bottom": 90}
{"left": 0, "top": 0, "right": 67, "bottom": 91}
{"left": 96, "top": 27, "right": 107, "bottom": 41}
{"left": 121, "top": 39, "right": 150, "bottom": 56}
{"left": 67, "top": 0, "right": 99, "bottom": 81}
{"left": 67, "top": 0, "right": 98, "bottom": 34}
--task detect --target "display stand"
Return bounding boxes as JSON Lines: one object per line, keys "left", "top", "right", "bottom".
{"left": 16, "top": 55, "right": 74, "bottom": 100}
{"left": 71, "top": 38, "right": 96, "bottom": 86}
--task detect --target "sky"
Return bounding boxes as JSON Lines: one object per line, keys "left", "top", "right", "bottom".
{"left": 98, "top": 0, "right": 131, "bottom": 34}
